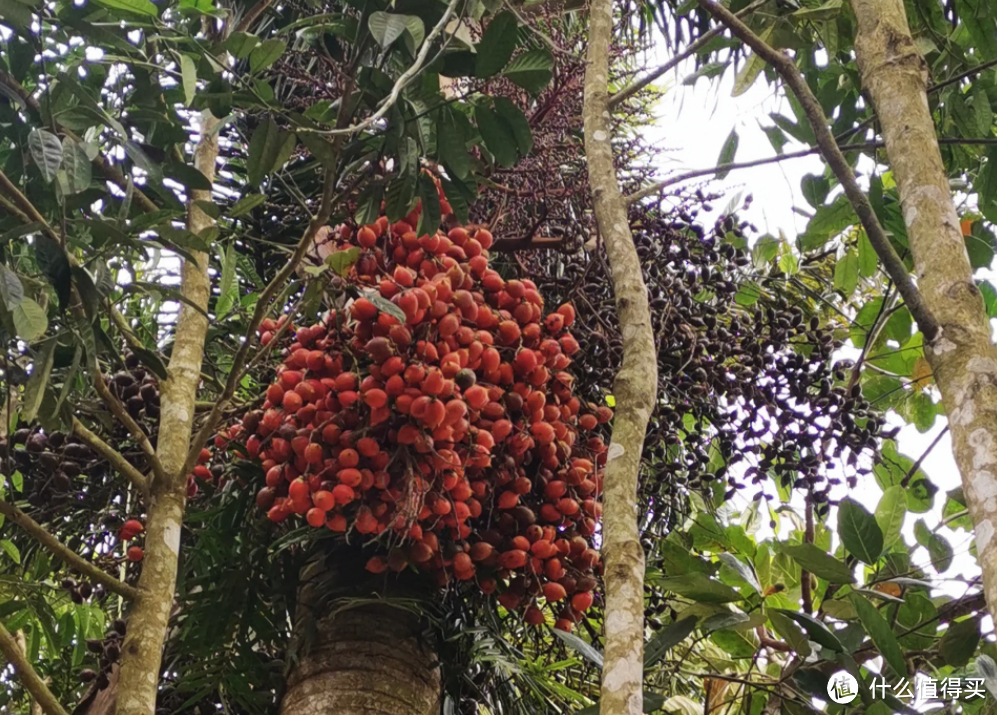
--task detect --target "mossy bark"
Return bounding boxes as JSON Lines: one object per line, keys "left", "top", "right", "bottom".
{"left": 583, "top": 1, "right": 657, "bottom": 713}
{"left": 850, "top": 0, "right": 997, "bottom": 613}
{"left": 279, "top": 552, "right": 441, "bottom": 715}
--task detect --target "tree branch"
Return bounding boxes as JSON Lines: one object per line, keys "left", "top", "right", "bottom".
{"left": 609, "top": 0, "right": 768, "bottom": 108}
{"left": 696, "top": 0, "right": 940, "bottom": 341}
{"left": 71, "top": 417, "right": 149, "bottom": 499}
{"left": 0, "top": 620, "right": 70, "bottom": 715}
{"left": 0, "top": 498, "right": 139, "bottom": 599}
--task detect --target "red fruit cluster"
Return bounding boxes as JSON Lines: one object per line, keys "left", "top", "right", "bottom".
{"left": 214, "top": 178, "right": 611, "bottom": 631}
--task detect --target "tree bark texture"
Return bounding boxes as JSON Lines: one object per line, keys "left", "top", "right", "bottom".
{"left": 583, "top": 2, "right": 657, "bottom": 714}
{"left": 116, "top": 111, "right": 219, "bottom": 715}
{"left": 849, "top": 0, "right": 997, "bottom": 613}
{"left": 279, "top": 552, "right": 440, "bottom": 715}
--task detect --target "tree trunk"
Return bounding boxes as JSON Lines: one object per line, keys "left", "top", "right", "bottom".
{"left": 583, "top": 1, "right": 657, "bottom": 713}
{"left": 849, "top": 0, "right": 997, "bottom": 612}
{"left": 280, "top": 552, "right": 441, "bottom": 715}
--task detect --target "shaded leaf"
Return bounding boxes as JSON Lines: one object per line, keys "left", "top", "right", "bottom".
{"left": 939, "top": 617, "right": 981, "bottom": 667}
{"left": 216, "top": 244, "right": 238, "bottom": 319}
{"left": 654, "top": 573, "right": 743, "bottom": 603}
{"left": 715, "top": 128, "right": 739, "bottom": 180}
{"left": 875, "top": 485, "right": 906, "bottom": 550}
{"left": 250, "top": 39, "right": 286, "bottom": 72}
{"left": 493, "top": 97, "right": 532, "bottom": 156}
{"left": 849, "top": 593, "right": 906, "bottom": 675}
{"left": 29, "top": 128, "right": 63, "bottom": 183}
{"left": 502, "top": 49, "right": 553, "bottom": 93}
{"left": 774, "top": 609, "right": 843, "bottom": 652}
{"left": 22, "top": 336, "right": 56, "bottom": 423}
{"left": 552, "top": 629, "right": 604, "bottom": 669}
{"left": 476, "top": 11, "right": 518, "bottom": 78}
{"left": 644, "top": 616, "right": 697, "bottom": 667}
{"left": 837, "top": 497, "right": 884, "bottom": 564}
{"left": 475, "top": 104, "right": 517, "bottom": 168}
{"left": 780, "top": 543, "right": 855, "bottom": 583}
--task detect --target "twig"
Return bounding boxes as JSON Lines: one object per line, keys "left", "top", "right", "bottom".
{"left": 0, "top": 169, "right": 59, "bottom": 242}
{"left": 0, "top": 620, "right": 70, "bottom": 715}
{"left": 902, "top": 425, "right": 949, "bottom": 486}
{"left": 609, "top": 0, "right": 768, "bottom": 108}
{"left": 847, "top": 284, "right": 897, "bottom": 392}
{"left": 71, "top": 417, "right": 149, "bottom": 500}
{"left": 0, "top": 498, "right": 139, "bottom": 600}
{"left": 697, "top": 0, "right": 940, "bottom": 341}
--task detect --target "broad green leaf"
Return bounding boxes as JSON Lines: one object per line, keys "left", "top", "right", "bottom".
{"left": 476, "top": 11, "right": 518, "bottom": 78}
{"left": 180, "top": 54, "right": 197, "bottom": 106}
{"left": 367, "top": 12, "right": 423, "bottom": 49}
{"left": 0, "top": 539, "right": 20, "bottom": 564}
{"left": 774, "top": 609, "right": 843, "bottom": 651}
{"left": 752, "top": 235, "right": 781, "bottom": 266}
{"left": 493, "top": 97, "right": 532, "bottom": 156}
{"left": 914, "top": 519, "right": 953, "bottom": 572}
{"left": 801, "top": 173, "right": 830, "bottom": 209}
{"left": 849, "top": 593, "right": 906, "bottom": 675}
{"left": 767, "top": 610, "right": 811, "bottom": 657}
{"left": 166, "top": 162, "right": 213, "bottom": 191}
{"left": 939, "top": 617, "right": 981, "bottom": 667}
{"left": 715, "top": 128, "right": 739, "bottom": 180}
{"left": 327, "top": 247, "right": 360, "bottom": 277}
{"left": 355, "top": 182, "right": 385, "bottom": 228}
{"left": 230, "top": 193, "right": 266, "bottom": 218}
{"left": 437, "top": 110, "right": 470, "bottom": 180}
{"left": 833, "top": 248, "right": 860, "bottom": 297}
{"left": 502, "top": 49, "right": 553, "bottom": 93}
{"left": 644, "top": 616, "right": 698, "bottom": 667}
{"left": 475, "top": 104, "right": 518, "bottom": 168}
{"left": 13, "top": 298, "right": 47, "bottom": 340}
{"left": 22, "top": 336, "right": 56, "bottom": 423}
{"left": 366, "top": 292, "right": 407, "bottom": 325}
{"left": 215, "top": 244, "right": 238, "bottom": 319}
{"left": 61, "top": 138, "right": 92, "bottom": 194}
{"left": 837, "top": 497, "right": 884, "bottom": 564}
{"left": 553, "top": 629, "right": 604, "bottom": 668}
{"left": 385, "top": 172, "right": 417, "bottom": 222}
{"left": 416, "top": 173, "right": 441, "bottom": 238}
{"left": 35, "top": 235, "right": 71, "bottom": 310}
{"left": 91, "top": 0, "right": 157, "bottom": 17}
{"left": 250, "top": 39, "right": 286, "bottom": 72}
{"left": 654, "top": 574, "right": 743, "bottom": 603}
{"left": 28, "top": 128, "right": 63, "bottom": 183}
{"left": 883, "top": 306, "right": 912, "bottom": 343}
{"left": 247, "top": 118, "right": 282, "bottom": 186}
{"left": 10, "top": 470, "right": 22, "bottom": 492}
{"left": 857, "top": 231, "right": 878, "bottom": 277}
{"left": 718, "top": 552, "right": 760, "bottom": 593}
{"left": 221, "top": 32, "right": 259, "bottom": 59}
{"left": 799, "top": 196, "right": 857, "bottom": 250}
{"left": 793, "top": 0, "right": 843, "bottom": 20}
{"left": 780, "top": 543, "right": 855, "bottom": 583}
{"left": 875, "top": 485, "right": 906, "bottom": 550}
{"left": 733, "top": 26, "right": 774, "bottom": 96}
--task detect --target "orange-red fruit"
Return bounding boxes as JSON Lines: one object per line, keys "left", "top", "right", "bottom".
{"left": 525, "top": 607, "right": 545, "bottom": 626}
{"left": 543, "top": 583, "right": 567, "bottom": 602}
{"left": 571, "top": 592, "right": 594, "bottom": 612}
{"left": 127, "top": 546, "right": 144, "bottom": 562}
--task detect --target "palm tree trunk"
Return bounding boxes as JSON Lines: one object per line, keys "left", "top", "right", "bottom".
{"left": 280, "top": 553, "right": 441, "bottom": 715}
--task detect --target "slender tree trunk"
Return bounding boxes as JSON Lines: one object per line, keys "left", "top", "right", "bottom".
{"left": 848, "top": 0, "right": 997, "bottom": 612}
{"left": 116, "top": 112, "right": 219, "bottom": 715}
{"left": 583, "top": 1, "right": 657, "bottom": 713}
{"left": 279, "top": 552, "right": 441, "bottom": 715}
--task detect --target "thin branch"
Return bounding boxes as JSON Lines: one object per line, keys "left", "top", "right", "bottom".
{"left": 233, "top": 0, "right": 275, "bottom": 33}
{"left": 697, "top": 0, "right": 940, "bottom": 341}
{"left": 0, "top": 620, "right": 70, "bottom": 715}
{"left": 625, "top": 137, "right": 997, "bottom": 204}
{"left": 71, "top": 417, "right": 149, "bottom": 499}
{"left": 903, "top": 425, "right": 949, "bottom": 486}
{"left": 609, "top": 0, "right": 768, "bottom": 108}
{"left": 927, "top": 56, "right": 997, "bottom": 95}
{"left": 0, "top": 498, "right": 140, "bottom": 600}
{"left": 0, "top": 169, "right": 60, "bottom": 242}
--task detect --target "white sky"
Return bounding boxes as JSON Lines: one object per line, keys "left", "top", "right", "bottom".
{"left": 646, "top": 53, "right": 981, "bottom": 606}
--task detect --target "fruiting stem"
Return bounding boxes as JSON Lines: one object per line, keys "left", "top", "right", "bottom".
{"left": 71, "top": 418, "right": 149, "bottom": 499}
{"left": 0, "top": 620, "right": 70, "bottom": 715}
{"left": 583, "top": 1, "right": 658, "bottom": 713}
{"left": 0, "top": 498, "right": 139, "bottom": 600}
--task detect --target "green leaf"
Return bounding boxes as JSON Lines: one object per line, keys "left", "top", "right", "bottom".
{"left": 966, "top": 222, "right": 996, "bottom": 269}
{"left": 875, "top": 485, "right": 906, "bottom": 550}
{"left": 250, "top": 39, "right": 286, "bottom": 72}
{"left": 654, "top": 573, "right": 743, "bottom": 603}
{"left": 221, "top": 32, "right": 259, "bottom": 59}
{"left": 355, "top": 183, "right": 385, "bottom": 227}
{"left": 72, "top": 603, "right": 89, "bottom": 667}
{"left": 22, "top": 337, "right": 56, "bottom": 423}
{"left": 793, "top": 0, "right": 843, "bottom": 20}
{"left": 180, "top": 53, "right": 197, "bottom": 106}
{"left": 10, "top": 470, "right": 22, "bottom": 492}
{"left": 717, "top": 552, "right": 760, "bottom": 593}
{"left": 229, "top": 193, "right": 266, "bottom": 218}
{"left": 441, "top": 177, "right": 473, "bottom": 224}
{"left": 122, "top": 141, "right": 163, "bottom": 182}
{"left": 416, "top": 173, "right": 441, "bottom": 238}
{"left": 780, "top": 543, "right": 855, "bottom": 583}
{"left": 715, "top": 128, "right": 739, "bottom": 180}
{"left": 437, "top": 110, "right": 470, "bottom": 180}
{"left": 883, "top": 306, "right": 912, "bottom": 343}
{"left": 833, "top": 248, "right": 860, "bottom": 297}
{"left": 166, "top": 162, "right": 213, "bottom": 191}
{"left": 767, "top": 610, "right": 811, "bottom": 657}
{"left": 35, "top": 235, "right": 72, "bottom": 310}
{"left": 28, "top": 128, "right": 63, "bottom": 183}
{"left": 914, "top": 519, "right": 953, "bottom": 572}
{"left": 247, "top": 118, "right": 283, "bottom": 186}
{"left": 733, "top": 26, "right": 774, "bottom": 96}
{"left": 91, "top": 0, "right": 157, "bottom": 17}
{"left": 0, "top": 539, "right": 20, "bottom": 564}
{"left": 552, "top": 629, "right": 604, "bottom": 668}
{"left": 216, "top": 244, "right": 238, "bottom": 319}
{"left": 774, "top": 609, "right": 843, "bottom": 651}
{"left": 857, "top": 231, "right": 878, "bottom": 277}
{"left": 939, "top": 617, "right": 981, "bottom": 667}
{"left": 366, "top": 292, "right": 407, "bottom": 325}
{"left": 13, "top": 298, "right": 47, "bottom": 341}
{"left": 327, "top": 247, "right": 360, "bottom": 277}
{"left": 385, "top": 172, "right": 417, "bottom": 223}
{"left": 644, "top": 617, "right": 697, "bottom": 667}
{"left": 849, "top": 593, "right": 906, "bottom": 675}
{"left": 837, "top": 497, "right": 884, "bottom": 564}
{"left": 801, "top": 174, "right": 830, "bottom": 209}
{"left": 367, "top": 12, "right": 423, "bottom": 49}
{"left": 492, "top": 97, "right": 532, "bottom": 156}
{"left": 61, "top": 139, "right": 92, "bottom": 194}
{"left": 476, "top": 11, "right": 519, "bottom": 78}
{"left": 475, "top": 104, "right": 518, "bottom": 168}
{"left": 502, "top": 49, "right": 553, "bottom": 93}
{"left": 799, "top": 195, "right": 857, "bottom": 250}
